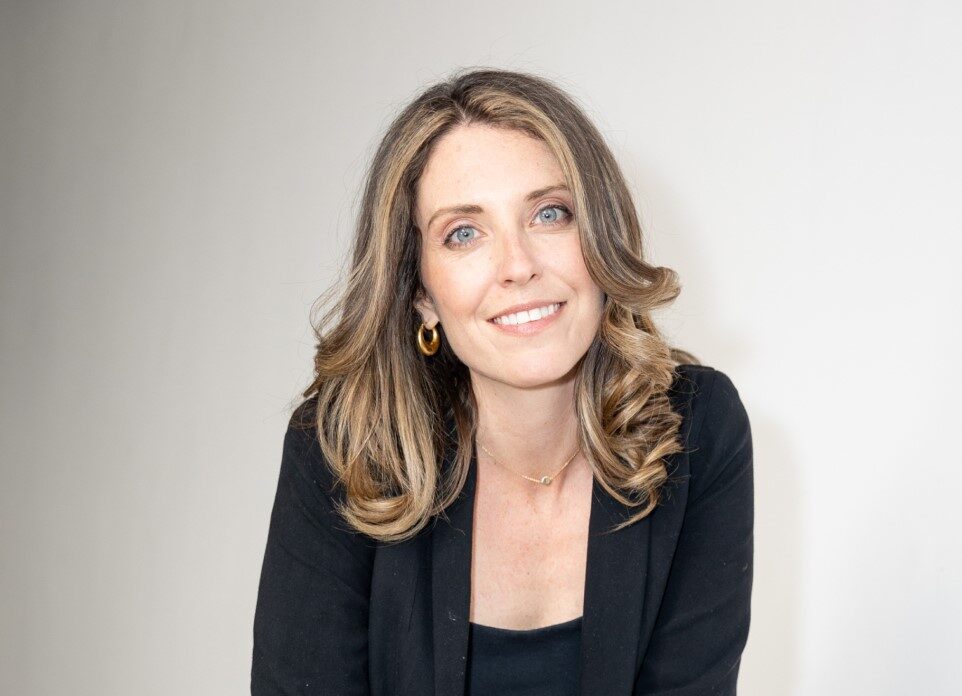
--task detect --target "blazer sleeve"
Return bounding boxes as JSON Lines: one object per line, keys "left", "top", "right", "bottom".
{"left": 251, "top": 399, "right": 376, "bottom": 696}
{"left": 636, "top": 368, "right": 755, "bottom": 695}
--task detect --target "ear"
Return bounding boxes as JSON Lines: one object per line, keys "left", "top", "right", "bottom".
{"left": 413, "top": 287, "right": 440, "bottom": 329}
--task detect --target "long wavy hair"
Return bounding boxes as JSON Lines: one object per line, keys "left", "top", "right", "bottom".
{"left": 300, "top": 67, "right": 700, "bottom": 543}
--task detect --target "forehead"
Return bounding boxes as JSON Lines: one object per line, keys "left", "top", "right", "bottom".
{"left": 415, "top": 124, "right": 564, "bottom": 220}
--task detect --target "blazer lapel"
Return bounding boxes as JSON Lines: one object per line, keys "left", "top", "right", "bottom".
{"left": 430, "top": 440, "right": 650, "bottom": 696}
{"left": 431, "top": 444, "right": 476, "bottom": 696}
{"left": 579, "top": 477, "right": 650, "bottom": 695}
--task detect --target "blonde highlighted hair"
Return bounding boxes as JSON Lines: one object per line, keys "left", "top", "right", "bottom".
{"left": 300, "top": 68, "right": 699, "bottom": 543}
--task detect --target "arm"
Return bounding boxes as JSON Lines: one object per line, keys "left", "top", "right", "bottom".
{"left": 636, "top": 368, "right": 755, "bottom": 695}
{"left": 251, "top": 399, "right": 376, "bottom": 696}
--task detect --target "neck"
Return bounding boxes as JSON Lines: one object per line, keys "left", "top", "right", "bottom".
{"left": 470, "top": 368, "right": 584, "bottom": 490}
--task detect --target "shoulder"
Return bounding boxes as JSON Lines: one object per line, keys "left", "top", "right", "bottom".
{"left": 669, "top": 364, "right": 753, "bottom": 503}
{"left": 283, "top": 394, "right": 322, "bottom": 461}
{"left": 280, "top": 394, "right": 348, "bottom": 511}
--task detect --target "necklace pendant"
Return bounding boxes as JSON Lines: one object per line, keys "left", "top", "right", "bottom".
{"left": 539, "top": 475, "right": 552, "bottom": 485}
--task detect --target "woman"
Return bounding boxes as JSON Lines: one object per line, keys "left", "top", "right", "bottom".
{"left": 252, "top": 68, "right": 753, "bottom": 696}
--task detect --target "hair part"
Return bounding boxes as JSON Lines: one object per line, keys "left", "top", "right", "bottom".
{"left": 300, "top": 67, "right": 700, "bottom": 543}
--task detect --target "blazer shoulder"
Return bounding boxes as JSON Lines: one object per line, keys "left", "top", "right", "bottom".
{"left": 283, "top": 394, "right": 322, "bottom": 460}
{"left": 667, "top": 363, "right": 716, "bottom": 440}
{"left": 672, "top": 364, "right": 753, "bottom": 504}
{"left": 288, "top": 393, "right": 321, "bottom": 435}
{"left": 280, "top": 394, "right": 351, "bottom": 512}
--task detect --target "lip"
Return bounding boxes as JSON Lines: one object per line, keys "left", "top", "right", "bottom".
{"left": 488, "top": 299, "right": 566, "bottom": 322}
{"left": 487, "top": 300, "right": 566, "bottom": 336}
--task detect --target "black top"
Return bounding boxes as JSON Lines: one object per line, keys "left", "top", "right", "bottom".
{"left": 252, "top": 365, "right": 755, "bottom": 695}
{"left": 466, "top": 616, "right": 583, "bottom": 696}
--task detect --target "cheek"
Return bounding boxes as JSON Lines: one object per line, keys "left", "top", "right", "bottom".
{"left": 555, "top": 246, "right": 605, "bottom": 318}
{"left": 423, "top": 260, "right": 489, "bottom": 322}
{"left": 553, "top": 242, "right": 596, "bottom": 290}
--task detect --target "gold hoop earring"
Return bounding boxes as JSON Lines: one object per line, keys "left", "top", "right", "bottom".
{"left": 416, "top": 322, "right": 440, "bottom": 356}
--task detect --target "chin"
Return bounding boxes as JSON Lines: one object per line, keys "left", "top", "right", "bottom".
{"left": 500, "top": 360, "right": 580, "bottom": 390}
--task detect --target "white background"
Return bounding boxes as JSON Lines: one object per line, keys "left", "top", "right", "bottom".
{"left": 2, "top": 1, "right": 960, "bottom": 694}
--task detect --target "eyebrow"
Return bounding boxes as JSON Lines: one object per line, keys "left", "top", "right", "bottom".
{"left": 424, "top": 183, "right": 570, "bottom": 231}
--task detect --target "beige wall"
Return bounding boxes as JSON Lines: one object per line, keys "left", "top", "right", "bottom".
{"left": 2, "top": 1, "right": 960, "bottom": 694}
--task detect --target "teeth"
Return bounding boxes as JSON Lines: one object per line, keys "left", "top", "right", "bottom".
{"left": 493, "top": 303, "right": 561, "bottom": 326}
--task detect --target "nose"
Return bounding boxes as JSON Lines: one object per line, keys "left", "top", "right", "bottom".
{"left": 496, "top": 227, "right": 541, "bottom": 286}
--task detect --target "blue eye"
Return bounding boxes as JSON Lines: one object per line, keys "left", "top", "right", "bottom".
{"left": 442, "top": 203, "right": 573, "bottom": 249}
{"left": 538, "top": 205, "right": 568, "bottom": 224}
{"left": 443, "top": 226, "right": 479, "bottom": 248}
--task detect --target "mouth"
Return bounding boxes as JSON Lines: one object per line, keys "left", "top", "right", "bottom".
{"left": 488, "top": 301, "right": 566, "bottom": 333}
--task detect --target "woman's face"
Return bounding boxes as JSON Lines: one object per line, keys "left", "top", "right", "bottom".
{"left": 414, "top": 123, "right": 605, "bottom": 390}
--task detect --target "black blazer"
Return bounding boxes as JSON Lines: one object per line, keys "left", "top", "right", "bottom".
{"left": 252, "top": 364, "right": 754, "bottom": 695}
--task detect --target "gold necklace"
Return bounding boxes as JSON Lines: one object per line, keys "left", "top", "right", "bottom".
{"left": 477, "top": 439, "right": 581, "bottom": 486}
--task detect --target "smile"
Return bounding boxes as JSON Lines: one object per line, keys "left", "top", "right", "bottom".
{"left": 492, "top": 302, "right": 563, "bottom": 326}
{"left": 488, "top": 301, "right": 566, "bottom": 336}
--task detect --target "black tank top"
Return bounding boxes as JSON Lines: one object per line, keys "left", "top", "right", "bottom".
{"left": 465, "top": 615, "right": 582, "bottom": 696}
